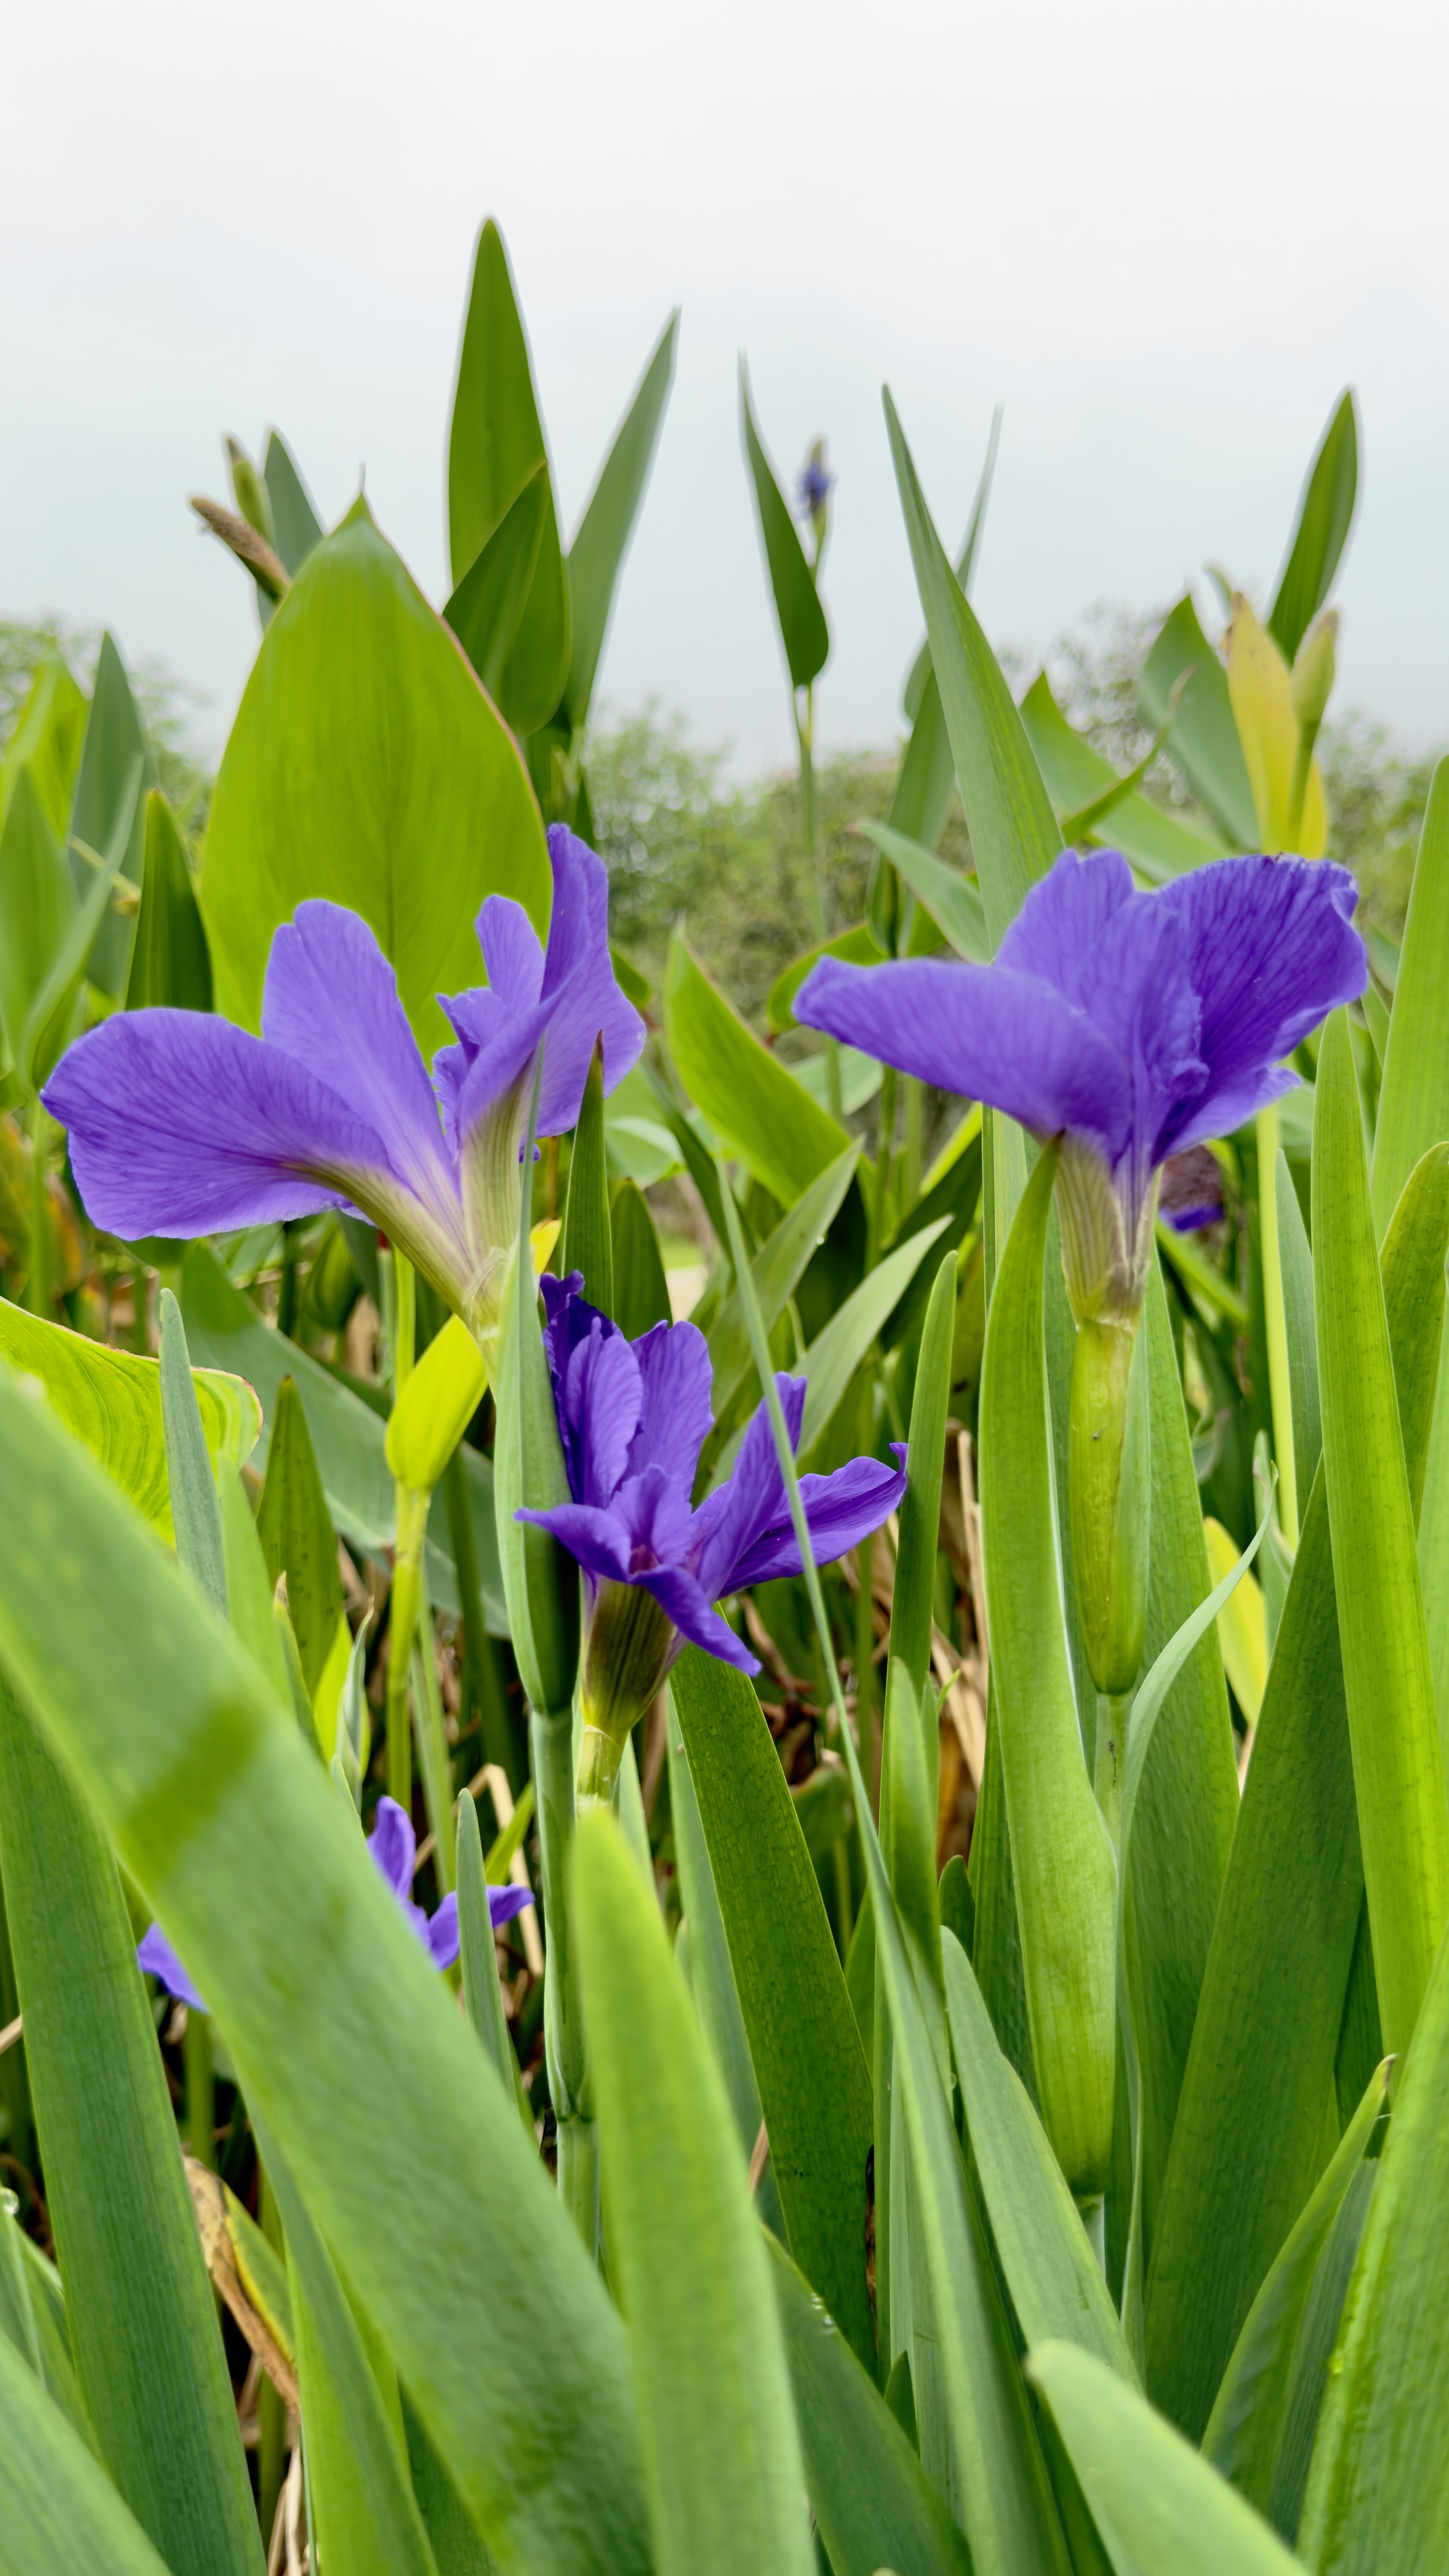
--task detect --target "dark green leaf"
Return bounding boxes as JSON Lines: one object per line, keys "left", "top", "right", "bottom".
{"left": 0, "top": 1674, "right": 260, "bottom": 2574}
{"left": 1275, "top": 1153, "right": 1321, "bottom": 1528}
{"left": 887, "top": 1254, "right": 958, "bottom": 1695}
{"left": 610, "top": 1180, "right": 673, "bottom": 1340}
{"left": 669, "top": 1648, "right": 875, "bottom": 2370}
{"left": 765, "top": 2232, "right": 971, "bottom": 2576}
{"left": 125, "top": 789, "right": 212, "bottom": 1012}
{"left": 0, "top": 2326, "right": 177, "bottom": 2576}
{"left": 70, "top": 633, "right": 151, "bottom": 998}
{"left": 443, "top": 466, "right": 548, "bottom": 716}
{"left": 158, "top": 1286, "right": 228, "bottom": 1620}
{"left": 562, "top": 1039, "right": 613, "bottom": 1315}
{"left": 565, "top": 313, "right": 679, "bottom": 728}
{"left": 1268, "top": 391, "right": 1358, "bottom": 664}
{"left": 739, "top": 364, "right": 829, "bottom": 691}
{"left": 256, "top": 1376, "right": 345, "bottom": 1702}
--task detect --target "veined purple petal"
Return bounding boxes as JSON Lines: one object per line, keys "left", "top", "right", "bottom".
{"left": 516, "top": 1500, "right": 634, "bottom": 1586}
{"left": 609, "top": 1464, "right": 700, "bottom": 1568}
{"left": 693, "top": 1375, "right": 808, "bottom": 1603}
{"left": 639, "top": 1563, "right": 760, "bottom": 1673}
{"left": 137, "top": 1921, "right": 208, "bottom": 2014}
{"left": 367, "top": 1794, "right": 416, "bottom": 1901}
{"left": 424, "top": 1892, "right": 460, "bottom": 1971}
{"left": 563, "top": 1314, "right": 643, "bottom": 1508}
{"left": 727, "top": 1446, "right": 909, "bottom": 1589}
{"left": 261, "top": 903, "right": 457, "bottom": 1210}
{"left": 997, "top": 847, "right": 1136, "bottom": 1000}
{"left": 42, "top": 1010, "right": 391, "bottom": 1240}
{"left": 624, "top": 1320, "right": 714, "bottom": 1489}
{"left": 533, "top": 828, "right": 645, "bottom": 1133}
{"left": 795, "top": 955, "right": 1132, "bottom": 1162}
{"left": 1155, "top": 856, "right": 1366, "bottom": 1158}
{"left": 487, "top": 1882, "right": 536, "bottom": 1929}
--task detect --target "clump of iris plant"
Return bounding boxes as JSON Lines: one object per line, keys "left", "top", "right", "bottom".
{"left": 798, "top": 847, "right": 1366, "bottom": 1803}
{"left": 518, "top": 1274, "right": 907, "bottom": 1807}
{"left": 43, "top": 827, "right": 643, "bottom": 1365}
{"left": 138, "top": 1794, "right": 533, "bottom": 2010}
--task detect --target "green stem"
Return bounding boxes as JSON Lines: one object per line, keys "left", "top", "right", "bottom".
{"left": 411, "top": 1610, "right": 457, "bottom": 1894}
{"left": 442, "top": 1440, "right": 517, "bottom": 1786}
{"left": 530, "top": 1700, "right": 597, "bottom": 2254}
{"left": 902, "top": 1076, "right": 923, "bottom": 1212}
{"left": 798, "top": 688, "right": 844, "bottom": 1123}
{"left": 1256, "top": 1102, "right": 1299, "bottom": 1550}
{"left": 26, "top": 1099, "right": 49, "bottom": 1319}
{"left": 256, "top": 2163, "right": 287, "bottom": 2542}
{"left": 855, "top": 1537, "right": 877, "bottom": 1800}
{"left": 184, "top": 2006, "right": 215, "bottom": 2170}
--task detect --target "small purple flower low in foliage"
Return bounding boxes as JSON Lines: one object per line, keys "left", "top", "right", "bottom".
{"left": 138, "top": 1795, "right": 532, "bottom": 2010}
{"left": 798, "top": 848, "right": 1366, "bottom": 1323}
{"left": 518, "top": 1273, "right": 906, "bottom": 1800}
{"left": 43, "top": 827, "right": 643, "bottom": 1354}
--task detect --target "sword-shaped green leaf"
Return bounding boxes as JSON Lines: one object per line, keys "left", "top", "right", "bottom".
{"left": 1313, "top": 1007, "right": 1449, "bottom": 2053}
{"left": 1372, "top": 758, "right": 1449, "bottom": 1240}
{"left": 0, "top": 2327, "right": 176, "bottom": 2576}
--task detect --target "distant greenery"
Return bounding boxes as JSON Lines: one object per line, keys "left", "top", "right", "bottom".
{"left": 0, "top": 618, "right": 215, "bottom": 834}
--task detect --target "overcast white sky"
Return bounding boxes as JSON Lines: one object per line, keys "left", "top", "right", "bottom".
{"left": 5, "top": 0, "right": 1448, "bottom": 776}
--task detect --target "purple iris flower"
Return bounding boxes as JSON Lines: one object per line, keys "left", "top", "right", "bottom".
{"left": 797, "top": 849, "right": 1366, "bottom": 1321}
{"left": 138, "top": 1794, "right": 533, "bottom": 2009}
{"left": 42, "top": 826, "right": 643, "bottom": 1350}
{"left": 517, "top": 1273, "right": 906, "bottom": 1798}
{"left": 797, "top": 445, "right": 834, "bottom": 523}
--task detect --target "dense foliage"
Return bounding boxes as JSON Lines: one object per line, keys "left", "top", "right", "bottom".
{"left": 0, "top": 218, "right": 1446, "bottom": 2576}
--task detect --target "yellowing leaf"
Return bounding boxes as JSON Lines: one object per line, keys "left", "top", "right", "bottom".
{"left": 1225, "top": 596, "right": 1327, "bottom": 856}
{"left": 385, "top": 1225, "right": 557, "bottom": 1494}
{"left": 1203, "top": 1513, "right": 1268, "bottom": 1727}
{"left": 0, "top": 1303, "right": 259, "bottom": 1539}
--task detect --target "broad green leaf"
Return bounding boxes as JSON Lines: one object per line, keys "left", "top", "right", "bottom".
{"left": 1225, "top": 596, "right": 1327, "bottom": 854}
{"left": 447, "top": 220, "right": 570, "bottom": 735}
{"left": 125, "top": 788, "right": 212, "bottom": 1011}
{"left": 1018, "top": 670, "right": 1228, "bottom": 880}
{"left": 1372, "top": 757, "right": 1449, "bottom": 1238}
{"left": 575, "top": 1811, "right": 814, "bottom": 2576}
{"left": 159, "top": 1287, "right": 228, "bottom": 1618}
{"left": 840, "top": 1710, "right": 1070, "bottom": 2570}
{"left": 1298, "top": 1911, "right": 1449, "bottom": 2569}
{"left": 442, "top": 466, "right": 549, "bottom": 717}
{"left": 201, "top": 498, "right": 549, "bottom": 1056}
{"left": 0, "top": 1300, "right": 258, "bottom": 1538}
{"left": 565, "top": 312, "right": 679, "bottom": 728}
{"left": 264, "top": 2133, "right": 439, "bottom": 2576}
{"left": 258, "top": 1375, "right": 347, "bottom": 1701}
{"left": 262, "top": 430, "right": 325, "bottom": 576}
{"left": 663, "top": 1702, "right": 768, "bottom": 2174}
{"left": 179, "top": 1244, "right": 504, "bottom": 1628}
{"left": 664, "top": 932, "right": 852, "bottom": 1209}
{"left": 1268, "top": 390, "right": 1358, "bottom": 664}
{"left": 767, "top": 922, "right": 884, "bottom": 1032}
{"left": 562, "top": 1038, "right": 613, "bottom": 1314}
{"left": 943, "top": 1930, "right": 1134, "bottom": 2380}
{"left": 884, "top": 392, "right": 1060, "bottom": 947}
{"left": 0, "top": 1672, "right": 261, "bottom": 2574}
{"left": 1140, "top": 594, "right": 1259, "bottom": 850}
{"left": 611, "top": 1178, "right": 673, "bottom": 1340}
{"left": 1313, "top": 1008, "right": 1449, "bottom": 2052}
{"left": 385, "top": 1320, "right": 489, "bottom": 1499}
{"left": 765, "top": 2232, "right": 972, "bottom": 2576}
{"left": 977, "top": 1145, "right": 1116, "bottom": 2193}
{"left": 1202, "top": 2059, "right": 1388, "bottom": 2511}
{"left": 1028, "top": 2342, "right": 1300, "bottom": 2576}
{"left": 739, "top": 363, "right": 829, "bottom": 691}
{"left": 0, "top": 647, "right": 86, "bottom": 840}
{"left": 705, "top": 1143, "right": 861, "bottom": 1415}
{"left": 1275, "top": 1151, "right": 1321, "bottom": 1526}
{"left": 855, "top": 821, "right": 991, "bottom": 962}
{"left": 669, "top": 1648, "right": 875, "bottom": 2370}
{"left": 0, "top": 2326, "right": 176, "bottom": 2576}
{"left": 1145, "top": 1147, "right": 1449, "bottom": 2432}
{"left": 70, "top": 634, "right": 152, "bottom": 997}
{"left": 0, "top": 1373, "right": 650, "bottom": 2575}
